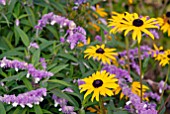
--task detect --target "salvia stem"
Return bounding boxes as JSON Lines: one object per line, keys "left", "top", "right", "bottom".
{"left": 138, "top": 43, "right": 143, "bottom": 102}
{"left": 125, "top": 37, "right": 131, "bottom": 75}
{"left": 159, "top": 65, "right": 170, "bottom": 105}
{"left": 99, "top": 96, "right": 105, "bottom": 114}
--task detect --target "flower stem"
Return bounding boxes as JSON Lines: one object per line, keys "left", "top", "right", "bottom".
{"left": 138, "top": 43, "right": 143, "bottom": 102}
{"left": 125, "top": 37, "right": 131, "bottom": 75}
{"left": 159, "top": 65, "right": 170, "bottom": 104}
{"left": 99, "top": 96, "right": 105, "bottom": 114}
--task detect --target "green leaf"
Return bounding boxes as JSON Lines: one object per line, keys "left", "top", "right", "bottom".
{"left": 50, "top": 0, "right": 66, "bottom": 15}
{"left": 9, "top": 85, "right": 26, "bottom": 92}
{"left": 42, "top": 109, "right": 53, "bottom": 114}
{"left": 48, "top": 79, "right": 71, "bottom": 87}
{"left": 8, "top": 0, "right": 17, "bottom": 13}
{"left": 50, "top": 64, "right": 68, "bottom": 74}
{"left": 13, "top": 107, "right": 23, "bottom": 114}
{"left": 2, "top": 37, "right": 14, "bottom": 49}
{"left": 159, "top": 99, "right": 166, "bottom": 114}
{"left": 114, "top": 110, "right": 129, "bottom": 114}
{"left": 51, "top": 89, "right": 77, "bottom": 107}
{"left": 1, "top": 72, "right": 25, "bottom": 82}
{"left": 24, "top": 6, "right": 36, "bottom": 27}
{"left": 31, "top": 49, "right": 40, "bottom": 65}
{"left": 46, "top": 26, "right": 59, "bottom": 40}
{"left": 22, "top": 77, "right": 33, "bottom": 90}
{"left": 90, "top": 0, "right": 103, "bottom": 5}
{"left": 79, "top": 61, "right": 86, "bottom": 74}
{"left": 0, "top": 49, "right": 24, "bottom": 59}
{"left": 34, "top": 105, "right": 43, "bottom": 114}
{"left": 58, "top": 53, "right": 78, "bottom": 62}
{"left": 0, "top": 102, "right": 6, "bottom": 114}
{"left": 40, "top": 41, "right": 54, "bottom": 50}
{"left": 15, "top": 26, "right": 30, "bottom": 47}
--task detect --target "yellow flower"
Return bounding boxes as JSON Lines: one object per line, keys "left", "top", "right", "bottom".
{"left": 119, "top": 13, "right": 159, "bottom": 43}
{"left": 108, "top": 12, "right": 129, "bottom": 34}
{"left": 157, "top": 12, "right": 170, "bottom": 36}
{"left": 155, "top": 49, "right": 170, "bottom": 66}
{"left": 150, "top": 44, "right": 163, "bottom": 57}
{"left": 88, "top": 22, "right": 100, "bottom": 32}
{"left": 87, "top": 105, "right": 107, "bottom": 114}
{"left": 78, "top": 37, "right": 91, "bottom": 47}
{"left": 79, "top": 70, "right": 118, "bottom": 102}
{"left": 84, "top": 44, "right": 118, "bottom": 64}
{"left": 95, "top": 4, "right": 108, "bottom": 18}
{"left": 113, "top": 81, "right": 149, "bottom": 101}
{"left": 128, "top": 0, "right": 133, "bottom": 4}
{"left": 131, "top": 82, "right": 149, "bottom": 101}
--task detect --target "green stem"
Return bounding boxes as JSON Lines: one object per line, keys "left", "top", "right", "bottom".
{"left": 159, "top": 65, "right": 170, "bottom": 104}
{"left": 99, "top": 96, "right": 105, "bottom": 114}
{"left": 125, "top": 37, "right": 131, "bottom": 75}
{"left": 138, "top": 43, "right": 143, "bottom": 102}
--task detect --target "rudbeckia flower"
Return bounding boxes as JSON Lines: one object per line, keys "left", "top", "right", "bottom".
{"left": 84, "top": 44, "right": 118, "bottom": 64}
{"left": 157, "top": 12, "right": 170, "bottom": 36}
{"left": 150, "top": 44, "right": 164, "bottom": 57}
{"left": 95, "top": 4, "right": 108, "bottom": 18}
{"left": 78, "top": 37, "right": 90, "bottom": 47}
{"left": 119, "top": 13, "right": 159, "bottom": 43}
{"left": 108, "top": 12, "right": 130, "bottom": 34}
{"left": 155, "top": 49, "right": 170, "bottom": 66}
{"left": 108, "top": 12, "right": 159, "bottom": 43}
{"left": 79, "top": 70, "right": 118, "bottom": 102}
{"left": 128, "top": 0, "right": 133, "bottom": 4}
{"left": 87, "top": 105, "right": 107, "bottom": 114}
{"left": 113, "top": 81, "right": 149, "bottom": 101}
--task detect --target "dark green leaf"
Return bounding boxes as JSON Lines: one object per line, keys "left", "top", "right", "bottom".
{"left": 22, "top": 77, "right": 33, "bottom": 90}
{"left": 51, "top": 89, "right": 78, "bottom": 107}
{"left": 48, "top": 79, "right": 71, "bottom": 87}
{"left": 34, "top": 105, "right": 43, "bottom": 114}
{"left": 42, "top": 109, "right": 53, "bottom": 114}
{"left": 15, "top": 26, "right": 30, "bottom": 47}
{"left": 0, "top": 102, "right": 6, "bottom": 114}
{"left": 32, "top": 49, "right": 40, "bottom": 65}
{"left": 24, "top": 6, "right": 36, "bottom": 27}
{"left": 58, "top": 53, "right": 78, "bottom": 62}
{"left": 50, "top": 64, "right": 68, "bottom": 74}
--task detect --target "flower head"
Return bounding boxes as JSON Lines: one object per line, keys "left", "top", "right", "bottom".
{"left": 108, "top": 12, "right": 128, "bottom": 34}
{"left": 131, "top": 82, "right": 149, "bottom": 101}
{"left": 119, "top": 13, "right": 158, "bottom": 43}
{"left": 95, "top": 5, "right": 108, "bottom": 18}
{"left": 84, "top": 44, "right": 118, "bottom": 64}
{"left": 150, "top": 44, "right": 163, "bottom": 57}
{"left": 79, "top": 70, "right": 118, "bottom": 102}
{"left": 108, "top": 12, "right": 159, "bottom": 43}
{"left": 157, "top": 11, "right": 170, "bottom": 36}
{"left": 154, "top": 49, "right": 170, "bottom": 66}
{"left": 114, "top": 81, "right": 149, "bottom": 101}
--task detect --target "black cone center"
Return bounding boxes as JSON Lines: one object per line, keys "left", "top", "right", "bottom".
{"left": 96, "top": 48, "right": 105, "bottom": 54}
{"left": 133, "top": 19, "right": 144, "bottom": 27}
{"left": 166, "top": 12, "right": 170, "bottom": 17}
{"left": 167, "top": 54, "right": 170, "bottom": 58}
{"left": 93, "top": 79, "right": 103, "bottom": 88}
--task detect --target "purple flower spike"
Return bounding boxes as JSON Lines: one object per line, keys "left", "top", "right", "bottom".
{"left": 102, "top": 65, "right": 132, "bottom": 82}
{"left": 95, "top": 35, "right": 102, "bottom": 42}
{"left": 0, "top": 57, "right": 54, "bottom": 83}
{"left": 0, "top": 88, "right": 47, "bottom": 108}
{"left": 0, "top": 0, "right": 6, "bottom": 5}
{"left": 35, "top": 13, "right": 87, "bottom": 49}
{"left": 39, "top": 58, "right": 47, "bottom": 70}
